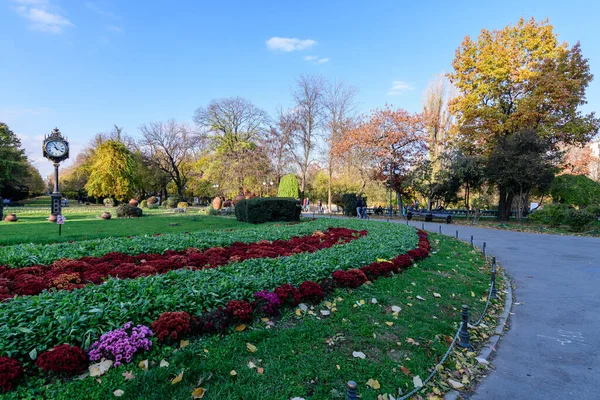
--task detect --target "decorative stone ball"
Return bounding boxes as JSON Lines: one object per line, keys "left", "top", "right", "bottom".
{"left": 5, "top": 214, "right": 18, "bottom": 222}
{"left": 101, "top": 212, "right": 112, "bottom": 220}
{"left": 47, "top": 214, "right": 57, "bottom": 223}
{"left": 212, "top": 197, "right": 222, "bottom": 210}
{"left": 233, "top": 195, "right": 245, "bottom": 205}
{"left": 129, "top": 199, "right": 139, "bottom": 207}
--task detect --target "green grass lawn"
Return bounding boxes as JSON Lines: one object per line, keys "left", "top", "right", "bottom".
{"left": 0, "top": 206, "right": 246, "bottom": 246}
{"left": 5, "top": 234, "right": 495, "bottom": 400}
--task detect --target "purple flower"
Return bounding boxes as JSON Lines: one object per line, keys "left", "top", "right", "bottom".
{"left": 88, "top": 322, "right": 153, "bottom": 366}
{"left": 254, "top": 290, "right": 281, "bottom": 315}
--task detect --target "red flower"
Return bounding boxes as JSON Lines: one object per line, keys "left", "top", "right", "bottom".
{"left": 0, "top": 357, "right": 23, "bottom": 392}
{"left": 225, "top": 300, "right": 254, "bottom": 323}
{"left": 151, "top": 312, "right": 191, "bottom": 343}
{"left": 298, "top": 281, "right": 324, "bottom": 304}
{"left": 274, "top": 284, "right": 301, "bottom": 306}
{"left": 36, "top": 344, "right": 88, "bottom": 375}
{"left": 332, "top": 269, "right": 368, "bottom": 288}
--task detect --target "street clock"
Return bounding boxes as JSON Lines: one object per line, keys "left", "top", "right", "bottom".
{"left": 43, "top": 128, "right": 70, "bottom": 163}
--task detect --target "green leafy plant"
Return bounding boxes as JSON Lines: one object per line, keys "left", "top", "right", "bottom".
{"left": 234, "top": 198, "right": 301, "bottom": 224}
{"left": 342, "top": 193, "right": 358, "bottom": 217}
{"left": 565, "top": 209, "right": 596, "bottom": 232}
{"left": 277, "top": 174, "right": 300, "bottom": 198}
{"left": 140, "top": 200, "right": 148, "bottom": 208}
{"left": 116, "top": 204, "right": 143, "bottom": 218}
{"left": 164, "top": 196, "right": 182, "bottom": 209}
{"left": 529, "top": 203, "right": 569, "bottom": 227}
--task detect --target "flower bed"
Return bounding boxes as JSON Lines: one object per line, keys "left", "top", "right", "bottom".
{"left": 0, "top": 226, "right": 429, "bottom": 393}
{"left": 0, "top": 227, "right": 363, "bottom": 300}
{"left": 0, "top": 220, "right": 328, "bottom": 268}
{"left": 0, "top": 220, "right": 416, "bottom": 365}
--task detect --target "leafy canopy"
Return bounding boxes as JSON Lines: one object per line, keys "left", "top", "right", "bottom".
{"left": 277, "top": 174, "right": 300, "bottom": 199}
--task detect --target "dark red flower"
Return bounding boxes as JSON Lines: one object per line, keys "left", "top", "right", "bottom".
{"left": 151, "top": 311, "right": 191, "bottom": 343}
{"left": 0, "top": 357, "right": 23, "bottom": 392}
{"left": 35, "top": 344, "right": 88, "bottom": 375}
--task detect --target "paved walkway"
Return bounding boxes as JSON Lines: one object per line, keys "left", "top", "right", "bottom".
{"left": 311, "top": 215, "right": 600, "bottom": 399}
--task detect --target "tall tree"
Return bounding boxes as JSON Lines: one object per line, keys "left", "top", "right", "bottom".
{"left": 139, "top": 120, "right": 197, "bottom": 197}
{"left": 323, "top": 80, "right": 358, "bottom": 212}
{"left": 0, "top": 123, "right": 29, "bottom": 199}
{"left": 85, "top": 140, "right": 139, "bottom": 201}
{"left": 291, "top": 74, "right": 326, "bottom": 197}
{"left": 422, "top": 74, "right": 454, "bottom": 162}
{"left": 448, "top": 17, "right": 599, "bottom": 220}
{"left": 333, "top": 106, "right": 426, "bottom": 211}
{"left": 193, "top": 97, "right": 269, "bottom": 153}
{"left": 266, "top": 108, "right": 295, "bottom": 184}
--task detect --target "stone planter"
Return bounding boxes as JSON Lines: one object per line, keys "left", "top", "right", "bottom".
{"left": 129, "top": 199, "right": 139, "bottom": 207}
{"left": 212, "top": 197, "right": 222, "bottom": 210}
{"left": 48, "top": 214, "right": 57, "bottom": 223}
{"left": 233, "top": 195, "right": 245, "bottom": 205}
{"left": 101, "top": 212, "right": 112, "bottom": 220}
{"left": 4, "top": 214, "right": 18, "bottom": 222}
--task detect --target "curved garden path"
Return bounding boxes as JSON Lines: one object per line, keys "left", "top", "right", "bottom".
{"left": 308, "top": 214, "right": 600, "bottom": 399}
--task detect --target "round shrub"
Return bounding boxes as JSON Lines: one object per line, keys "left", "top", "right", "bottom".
{"left": 148, "top": 203, "right": 159, "bottom": 210}
{"left": 277, "top": 174, "right": 300, "bottom": 198}
{"left": 565, "top": 209, "right": 596, "bottom": 232}
{"left": 116, "top": 204, "right": 143, "bottom": 218}
{"left": 151, "top": 312, "right": 191, "bottom": 343}
{"left": 147, "top": 196, "right": 158, "bottom": 205}
{"left": 103, "top": 198, "right": 115, "bottom": 207}
{"left": 177, "top": 202, "right": 188, "bottom": 209}
{"left": 140, "top": 200, "right": 148, "bottom": 208}
{"left": 0, "top": 357, "right": 23, "bottom": 392}
{"left": 36, "top": 344, "right": 88, "bottom": 375}
{"left": 164, "top": 196, "right": 183, "bottom": 208}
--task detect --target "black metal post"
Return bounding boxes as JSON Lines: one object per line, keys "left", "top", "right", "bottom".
{"left": 490, "top": 257, "right": 498, "bottom": 300}
{"left": 346, "top": 381, "right": 358, "bottom": 400}
{"left": 456, "top": 230, "right": 459, "bottom": 239}
{"left": 470, "top": 235, "right": 474, "bottom": 247}
{"left": 422, "top": 223, "right": 425, "bottom": 230}
{"left": 53, "top": 163, "right": 59, "bottom": 193}
{"left": 482, "top": 242, "right": 487, "bottom": 259}
{"left": 439, "top": 225, "right": 442, "bottom": 234}
{"left": 457, "top": 305, "right": 472, "bottom": 349}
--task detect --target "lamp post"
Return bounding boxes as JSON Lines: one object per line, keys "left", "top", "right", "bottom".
{"left": 382, "top": 160, "right": 400, "bottom": 219}
{"left": 262, "top": 180, "right": 274, "bottom": 197}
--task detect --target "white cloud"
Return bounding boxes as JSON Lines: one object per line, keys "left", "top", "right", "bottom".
{"left": 387, "top": 80, "right": 414, "bottom": 95}
{"left": 266, "top": 37, "right": 316, "bottom": 52}
{"left": 11, "top": 0, "right": 74, "bottom": 33}
{"left": 304, "top": 55, "right": 329, "bottom": 64}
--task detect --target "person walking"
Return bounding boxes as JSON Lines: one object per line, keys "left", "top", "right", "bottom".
{"left": 318, "top": 199, "right": 323, "bottom": 213}
{"left": 356, "top": 197, "right": 364, "bottom": 219}
{"left": 361, "top": 198, "right": 368, "bottom": 219}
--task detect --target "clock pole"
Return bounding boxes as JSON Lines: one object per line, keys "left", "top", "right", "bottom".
{"left": 43, "top": 127, "right": 69, "bottom": 223}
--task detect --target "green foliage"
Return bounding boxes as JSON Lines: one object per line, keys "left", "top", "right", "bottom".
{"left": 84, "top": 140, "right": 139, "bottom": 202}
{"left": 277, "top": 174, "right": 300, "bottom": 199}
{"left": 177, "top": 202, "right": 188, "bottom": 209}
{"left": 0, "top": 123, "right": 32, "bottom": 200}
{"left": 565, "top": 209, "right": 597, "bottom": 232}
{"left": 148, "top": 203, "right": 159, "bottom": 210}
{"left": 550, "top": 174, "right": 600, "bottom": 207}
{"left": 207, "top": 206, "right": 220, "bottom": 216}
{"left": 115, "top": 204, "right": 143, "bottom": 218}
{"left": 103, "top": 198, "right": 115, "bottom": 207}
{"left": 0, "top": 220, "right": 417, "bottom": 362}
{"left": 235, "top": 198, "right": 300, "bottom": 224}
{"left": 140, "top": 200, "right": 148, "bottom": 208}
{"left": 164, "top": 196, "right": 182, "bottom": 208}
{"left": 529, "top": 203, "right": 569, "bottom": 227}
{"left": 342, "top": 193, "right": 358, "bottom": 216}
{"left": 585, "top": 204, "right": 600, "bottom": 218}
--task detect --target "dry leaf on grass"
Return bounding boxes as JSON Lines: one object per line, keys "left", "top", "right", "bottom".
{"left": 400, "top": 366, "right": 411, "bottom": 376}
{"left": 366, "top": 378, "right": 381, "bottom": 389}
{"left": 89, "top": 359, "right": 113, "bottom": 377}
{"left": 192, "top": 387, "right": 206, "bottom": 398}
{"left": 180, "top": 340, "right": 190, "bottom": 348}
{"left": 235, "top": 324, "right": 247, "bottom": 332}
{"left": 352, "top": 351, "right": 366, "bottom": 359}
{"left": 230, "top": 370, "right": 238, "bottom": 376}
{"left": 122, "top": 371, "right": 135, "bottom": 380}
{"left": 138, "top": 359, "right": 148, "bottom": 371}
{"left": 159, "top": 359, "right": 169, "bottom": 368}
{"left": 413, "top": 375, "right": 423, "bottom": 388}
{"left": 171, "top": 371, "right": 184, "bottom": 385}
{"left": 246, "top": 343, "right": 257, "bottom": 353}
{"left": 113, "top": 389, "right": 124, "bottom": 397}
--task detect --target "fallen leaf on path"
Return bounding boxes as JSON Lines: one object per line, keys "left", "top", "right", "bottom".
{"left": 447, "top": 379, "right": 464, "bottom": 390}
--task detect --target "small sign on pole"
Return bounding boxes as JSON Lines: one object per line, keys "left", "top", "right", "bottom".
{"left": 57, "top": 214, "right": 65, "bottom": 236}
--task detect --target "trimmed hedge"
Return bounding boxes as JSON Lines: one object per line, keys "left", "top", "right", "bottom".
{"left": 235, "top": 198, "right": 301, "bottom": 224}
{"left": 342, "top": 193, "right": 358, "bottom": 217}
{"left": 116, "top": 204, "right": 143, "bottom": 218}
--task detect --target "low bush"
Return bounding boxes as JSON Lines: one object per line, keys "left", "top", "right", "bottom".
{"left": 163, "top": 196, "right": 182, "bottom": 209}
{"left": 565, "top": 209, "right": 597, "bottom": 232}
{"left": 585, "top": 204, "right": 600, "bottom": 218}
{"left": 148, "top": 203, "right": 159, "bottom": 210}
{"left": 35, "top": 345, "right": 88, "bottom": 375}
{"left": 235, "top": 198, "right": 301, "bottom": 224}
{"left": 116, "top": 204, "right": 143, "bottom": 218}
{"left": 103, "top": 198, "right": 115, "bottom": 207}
{"left": 151, "top": 312, "right": 191, "bottom": 343}
{"left": 529, "top": 203, "right": 569, "bottom": 227}
{"left": 140, "top": 200, "right": 148, "bottom": 208}
{"left": 177, "top": 202, "right": 188, "bottom": 209}
{"left": 146, "top": 196, "right": 158, "bottom": 205}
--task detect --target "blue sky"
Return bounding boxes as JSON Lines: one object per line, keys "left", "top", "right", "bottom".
{"left": 1, "top": 0, "right": 599, "bottom": 178}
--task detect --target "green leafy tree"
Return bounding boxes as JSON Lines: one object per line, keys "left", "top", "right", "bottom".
{"left": 449, "top": 18, "right": 599, "bottom": 220}
{"left": 278, "top": 174, "right": 300, "bottom": 198}
{"left": 85, "top": 140, "right": 139, "bottom": 201}
{"left": 550, "top": 174, "right": 600, "bottom": 207}
{"left": 0, "top": 123, "right": 29, "bottom": 199}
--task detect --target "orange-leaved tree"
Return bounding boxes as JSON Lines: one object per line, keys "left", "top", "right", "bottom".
{"left": 448, "top": 17, "right": 599, "bottom": 220}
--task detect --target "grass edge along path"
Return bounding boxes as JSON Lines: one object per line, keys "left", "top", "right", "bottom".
{"left": 3, "top": 233, "right": 500, "bottom": 400}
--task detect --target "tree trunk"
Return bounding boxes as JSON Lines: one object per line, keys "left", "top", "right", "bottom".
{"left": 497, "top": 187, "right": 513, "bottom": 221}
{"left": 396, "top": 191, "right": 403, "bottom": 217}
{"left": 327, "top": 167, "right": 332, "bottom": 213}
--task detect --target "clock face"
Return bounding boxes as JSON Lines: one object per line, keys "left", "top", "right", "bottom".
{"left": 46, "top": 140, "right": 68, "bottom": 157}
